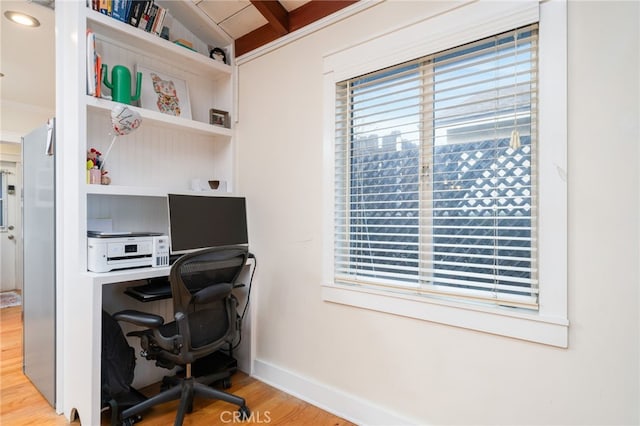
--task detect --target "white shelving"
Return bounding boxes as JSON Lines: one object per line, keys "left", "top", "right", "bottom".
{"left": 86, "top": 96, "right": 233, "bottom": 139}
{"left": 86, "top": 8, "right": 231, "bottom": 79}
{"left": 58, "top": 4, "right": 240, "bottom": 424}
{"left": 85, "top": 183, "right": 232, "bottom": 197}
{"left": 84, "top": 4, "right": 236, "bottom": 198}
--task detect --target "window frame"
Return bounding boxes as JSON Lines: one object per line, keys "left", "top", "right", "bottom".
{"left": 335, "top": 26, "right": 540, "bottom": 309}
{"left": 322, "top": 0, "right": 568, "bottom": 347}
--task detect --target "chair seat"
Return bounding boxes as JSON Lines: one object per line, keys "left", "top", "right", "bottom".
{"left": 154, "top": 308, "right": 230, "bottom": 350}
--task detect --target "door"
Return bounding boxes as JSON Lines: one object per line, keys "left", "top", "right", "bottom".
{"left": 0, "top": 162, "right": 20, "bottom": 292}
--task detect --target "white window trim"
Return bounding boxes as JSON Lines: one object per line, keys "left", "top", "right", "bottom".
{"left": 322, "top": 0, "right": 568, "bottom": 347}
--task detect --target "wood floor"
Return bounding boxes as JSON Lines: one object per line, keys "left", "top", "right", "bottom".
{"left": 0, "top": 306, "right": 355, "bottom": 425}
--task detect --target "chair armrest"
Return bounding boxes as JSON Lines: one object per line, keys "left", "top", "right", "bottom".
{"left": 113, "top": 309, "right": 164, "bottom": 328}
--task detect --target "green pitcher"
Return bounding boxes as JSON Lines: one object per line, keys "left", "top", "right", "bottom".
{"left": 102, "top": 64, "right": 142, "bottom": 105}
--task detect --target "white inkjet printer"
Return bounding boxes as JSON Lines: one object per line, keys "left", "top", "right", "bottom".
{"left": 87, "top": 231, "right": 170, "bottom": 273}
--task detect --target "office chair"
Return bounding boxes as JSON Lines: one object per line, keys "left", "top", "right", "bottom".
{"left": 112, "top": 246, "right": 251, "bottom": 426}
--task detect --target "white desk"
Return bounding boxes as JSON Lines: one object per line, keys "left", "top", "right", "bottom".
{"left": 63, "top": 262, "right": 255, "bottom": 425}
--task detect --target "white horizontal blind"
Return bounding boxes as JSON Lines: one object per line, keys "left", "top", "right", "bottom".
{"left": 334, "top": 25, "right": 539, "bottom": 309}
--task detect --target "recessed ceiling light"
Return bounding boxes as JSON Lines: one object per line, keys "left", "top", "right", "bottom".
{"left": 4, "top": 11, "right": 41, "bottom": 27}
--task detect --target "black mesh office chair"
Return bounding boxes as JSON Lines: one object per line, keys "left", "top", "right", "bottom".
{"left": 113, "top": 246, "right": 250, "bottom": 426}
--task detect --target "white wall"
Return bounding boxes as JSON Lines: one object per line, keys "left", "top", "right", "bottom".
{"left": 0, "top": 142, "right": 21, "bottom": 158}
{"left": 237, "top": 1, "right": 639, "bottom": 424}
{"left": 0, "top": 102, "right": 54, "bottom": 144}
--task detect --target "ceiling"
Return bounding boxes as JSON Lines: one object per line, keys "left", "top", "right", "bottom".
{"left": 0, "top": 0, "right": 56, "bottom": 138}
{"left": 200, "top": 0, "right": 311, "bottom": 39}
{"left": 193, "top": 0, "right": 357, "bottom": 56}
{"left": 0, "top": 0, "right": 356, "bottom": 141}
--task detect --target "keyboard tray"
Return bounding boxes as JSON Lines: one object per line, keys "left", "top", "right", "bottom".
{"left": 125, "top": 277, "right": 172, "bottom": 302}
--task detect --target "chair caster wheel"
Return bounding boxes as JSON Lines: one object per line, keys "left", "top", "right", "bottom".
{"left": 121, "top": 415, "right": 141, "bottom": 426}
{"left": 238, "top": 405, "right": 251, "bottom": 421}
{"left": 161, "top": 375, "right": 178, "bottom": 391}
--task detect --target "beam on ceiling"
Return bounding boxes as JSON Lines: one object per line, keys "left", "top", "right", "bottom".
{"left": 236, "top": 0, "right": 358, "bottom": 57}
{"left": 251, "top": 0, "right": 289, "bottom": 36}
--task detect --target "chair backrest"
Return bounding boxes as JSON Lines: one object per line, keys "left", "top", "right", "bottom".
{"left": 169, "top": 245, "right": 248, "bottom": 361}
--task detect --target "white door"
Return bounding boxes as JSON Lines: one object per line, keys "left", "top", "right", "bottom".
{"left": 0, "top": 162, "right": 21, "bottom": 292}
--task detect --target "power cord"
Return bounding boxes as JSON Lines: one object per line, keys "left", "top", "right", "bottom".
{"left": 232, "top": 252, "right": 256, "bottom": 350}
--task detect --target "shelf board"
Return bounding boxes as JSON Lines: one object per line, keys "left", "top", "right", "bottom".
{"left": 85, "top": 184, "right": 231, "bottom": 198}
{"left": 86, "top": 8, "right": 232, "bottom": 79}
{"left": 86, "top": 96, "right": 233, "bottom": 138}
{"left": 154, "top": 0, "right": 234, "bottom": 51}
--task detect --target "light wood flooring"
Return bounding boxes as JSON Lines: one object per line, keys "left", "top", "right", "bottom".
{"left": 0, "top": 305, "right": 355, "bottom": 425}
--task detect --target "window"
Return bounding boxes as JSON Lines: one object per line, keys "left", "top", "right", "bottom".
{"left": 323, "top": 0, "right": 568, "bottom": 347}
{"left": 335, "top": 26, "right": 538, "bottom": 310}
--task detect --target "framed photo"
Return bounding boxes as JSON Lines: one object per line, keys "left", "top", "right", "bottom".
{"left": 137, "top": 65, "right": 192, "bottom": 120}
{"left": 209, "top": 109, "right": 230, "bottom": 128}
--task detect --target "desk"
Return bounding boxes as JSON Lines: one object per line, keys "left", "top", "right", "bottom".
{"left": 64, "top": 261, "right": 255, "bottom": 425}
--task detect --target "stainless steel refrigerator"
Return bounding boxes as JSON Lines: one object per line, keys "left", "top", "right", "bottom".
{"left": 22, "top": 118, "right": 55, "bottom": 407}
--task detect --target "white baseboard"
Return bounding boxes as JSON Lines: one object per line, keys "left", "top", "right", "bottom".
{"left": 252, "top": 359, "right": 418, "bottom": 426}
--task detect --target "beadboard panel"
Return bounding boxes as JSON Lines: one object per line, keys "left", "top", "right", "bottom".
{"left": 87, "top": 194, "right": 168, "bottom": 234}
{"left": 86, "top": 111, "right": 232, "bottom": 189}
{"left": 95, "top": 37, "right": 230, "bottom": 124}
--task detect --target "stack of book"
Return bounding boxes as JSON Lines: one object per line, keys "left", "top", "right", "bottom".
{"left": 90, "top": 0, "right": 169, "bottom": 37}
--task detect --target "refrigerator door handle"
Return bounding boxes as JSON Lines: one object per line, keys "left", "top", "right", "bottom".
{"left": 45, "top": 118, "right": 55, "bottom": 156}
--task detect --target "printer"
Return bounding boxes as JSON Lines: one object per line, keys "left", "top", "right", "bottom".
{"left": 87, "top": 231, "right": 170, "bottom": 273}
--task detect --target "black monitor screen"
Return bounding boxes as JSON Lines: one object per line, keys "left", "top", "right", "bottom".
{"left": 167, "top": 194, "right": 248, "bottom": 254}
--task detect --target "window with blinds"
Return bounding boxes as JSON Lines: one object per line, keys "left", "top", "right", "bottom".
{"left": 334, "top": 25, "right": 538, "bottom": 310}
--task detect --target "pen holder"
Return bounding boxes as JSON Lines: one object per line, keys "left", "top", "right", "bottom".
{"left": 89, "top": 167, "right": 101, "bottom": 184}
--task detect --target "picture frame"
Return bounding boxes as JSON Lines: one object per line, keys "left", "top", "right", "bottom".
{"left": 137, "top": 65, "right": 192, "bottom": 120}
{"left": 209, "top": 108, "right": 230, "bottom": 128}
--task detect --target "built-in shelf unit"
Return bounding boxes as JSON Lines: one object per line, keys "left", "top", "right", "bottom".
{"left": 56, "top": 2, "right": 238, "bottom": 424}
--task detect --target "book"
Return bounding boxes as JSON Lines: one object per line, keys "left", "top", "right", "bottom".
{"left": 95, "top": 53, "right": 102, "bottom": 98}
{"left": 127, "top": 0, "right": 146, "bottom": 27}
{"left": 173, "top": 38, "right": 192, "bottom": 49}
{"left": 137, "top": 1, "right": 154, "bottom": 30}
{"left": 99, "top": 0, "right": 109, "bottom": 15}
{"left": 144, "top": 4, "right": 158, "bottom": 32}
{"left": 86, "top": 30, "right": 96, "bottom": 96}
{"left": 111, "top": 0, "right": 131, "bottom": 23}
{"left": 174, "top": 40, "right": 196, "bottom": 52}
{"left": 151, "top": 6, "right": 166, "bottom": 36}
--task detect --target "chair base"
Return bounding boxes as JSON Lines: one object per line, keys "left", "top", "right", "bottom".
{"left": 117, "top": 378, "right": 248, "bottom": 426}
{"left": 114, "top": 353, "right": 245, "bottom": 426}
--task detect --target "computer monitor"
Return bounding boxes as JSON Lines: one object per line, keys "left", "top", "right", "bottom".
{"left": 167, "top": 194, "right": 248, "bottom": 255}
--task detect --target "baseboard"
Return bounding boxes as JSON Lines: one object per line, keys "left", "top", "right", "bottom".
{"left": 252, "top": 359, "right": 417, "bottom": 425}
